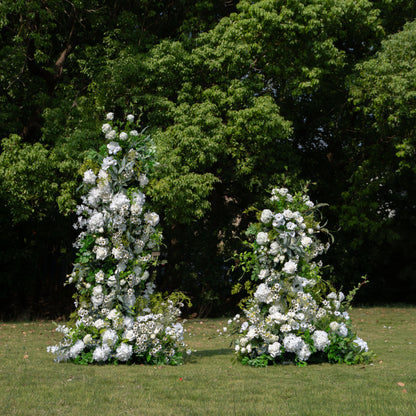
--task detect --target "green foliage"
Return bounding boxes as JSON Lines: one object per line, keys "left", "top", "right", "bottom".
{"left": 0, "top": 135, "right": 59, "bottom": 222}
{"left": 1, "top": 0, "right": 416, "bottom": 318}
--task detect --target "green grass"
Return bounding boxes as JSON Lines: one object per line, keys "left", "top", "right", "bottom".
{"left": 1, "top": 307, "right": 415, "bottom": 415}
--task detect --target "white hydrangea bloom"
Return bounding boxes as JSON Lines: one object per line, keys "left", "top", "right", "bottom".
{"left": 268, "top": 341, "right": 282, "bottom": 358}
{"left": 102, "top": 123, "right": 112, "bottom": 133}
{"left": 254, "top": 283, "right": 273, "bottom": 304}
{"left": 107, "top": 141, "right": 122, "bottom": 155}
{"left": 102, "top": 156, "right": 117, "bottom": 171}
{"left": 260, "top": 209, "right": 274, "bottom": 224}
{"left": 282, "top": 260, "right": 297, "bottom": 275}
{"left": 102, "top": 329, "right": 118, "bottom": 347}
{"left": 93, "top": 344, "right": 111, "bottom": 362}
{"left": 105, "top": 129, "right": 117, "bottom": 140}
{"left": 301, "top": 236, "right": 313, "bottom": 248}
{"left": 256, "top": 232, "right": 269, "bottom": 245}
{"left": 329, "top": 321, "right": 340, "bottom": 332}
{"left": 144, "top": 212, "right": 159, "bottom": 226}
{"left": 88, "top": 212, "right": 105, "bottom": 233}
{"left": 297, "top": 343, "right": 311, "bottom": 361}
{"left": 312, "top": 330, "right": 330, "bottom": 351}
{"left": 283, "top": 334, "right": 303, "bottom": 353}
{"left": 83, "top": 169, "right": 96, "bottom": 185}
{"left": 94, "top": 319, "right": 106, "bottom": 329}
{"left": 116, "top": 343, "right": 133, "bottom": 361}
{"left": 69, "top": 340, "right": 85, "bottom": 359}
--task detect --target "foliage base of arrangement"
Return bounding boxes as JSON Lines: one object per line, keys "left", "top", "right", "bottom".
{"left": 47, "top": 114, "right": 189, "bottom": 365}
{"left": 230, "top": 187, "right": 373, "bottom": 367}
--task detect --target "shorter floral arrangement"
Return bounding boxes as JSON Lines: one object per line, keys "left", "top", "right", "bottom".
{"left": 229, "top": 186, "right": 373, "bottom": 367}
{"left": 47, "top": 113, "right": 189, "bottom": 365}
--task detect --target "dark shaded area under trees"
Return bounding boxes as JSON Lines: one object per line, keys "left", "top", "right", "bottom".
{"left": 0, "top": 0, "right": 415, "bottom": 319}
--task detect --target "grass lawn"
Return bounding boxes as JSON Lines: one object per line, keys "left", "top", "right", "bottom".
{"left": 0, "top": 307, "right": 415, "bottom": 415}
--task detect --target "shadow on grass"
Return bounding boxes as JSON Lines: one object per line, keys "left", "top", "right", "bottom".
{"left": 187, "top": 348, "right": 232, "bottom": 362}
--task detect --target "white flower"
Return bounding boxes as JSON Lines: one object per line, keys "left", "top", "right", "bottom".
{"left": 269, "top": 241, "right": 280, "bottom": 256}
{"left": 69, "top": 340, "right": 85, "bottom": 359}
{"left": 240, "top": 321, "right": 249, "bottom": 332}
{"left": 102, "top": 123, "right": 112, "bottom": 133}
{"left": 130, "top": 130, "right": 139, "bottom": 136}
{"left": 105, "top": 129, "right": 117, "bottom": 140}
{"left": 301, "top": 236, "right": 312, "bottom": 248}
{"left": 144, "top": 212, "right": 159, "bottom": 226}
{"left": 283, "top": 209, "right": 294, "bottom": 219}
{"left": 83, "top": 334, "right": 93, "bottom": 344}
{"left": 254, "top": 283, "right": 273, "bottom": 304}
{"left": 107, "top": 141, "right": 122, "bottom": 155}
{"left": 115, "top": 343, "right": 133, "bottom": 361}
{"left": 106, "top": 112, "right": 114, "bottom": 120}
{"left": 297, "top": 343, "right": 311, "bottom": 361}
{"left": 260, "top": 209, "right": 274, "bottom": 224}
{"left": 273, "top": 213, "right": 285, "bottom": 227}
{"left": 132, "top": 191, "right": 145, "bottom": 206}
{"left": 353, "top": 337, "right": 369, "bottom": 352}
{"left": 92, "top": 285, "right": 103, "bottom": 297}
{"left": 337, "top": 323, "right": 348, "bottom": 337}
{"left": 102, "top": 329, "right": 118, "bottom": 347}
{"left": 95, "top": 270, "right": 105, "bottom": 283}
{"left": 286, "top": 221, "right": 296, "bottom": 231}
{"left": 119, "top": 132, "right": 128, "bottom": 141}
{"left": 94, "top": 319, "right": 106, "bottom": 330}
{"left": 93, "top": 344, "right": 111, "bottom": 362}
{"left": 123, "top": 329, "right": 136, "bottom": 342}
{"left": 83, "top": 169, "right": 96, "bottom": 185}
{"left": 107, "top": 275, "right": 117, "bottom": 287}
{"left": 88, "top": 212, "right": 105, "bottom": 233}
{"left": 139, "top": 174, "right": 149, "bottom": 187}
{"left": 107, "top": 308, "right": 121, "bottom": 321}
{"left": 246, "top": 326, "right": 258, "bottom": 340}
{"left": 94, "top": 246, "right": 109, "bottom": 260}
{"left": 126, "top": 114, "right": 134, "bottom": 122}
{"left": 102, "top": 156, "right": 117, "bottom": 171}
{"left": 268, "top": 341, "right": 282, "bottom": 358}
{"left": 283, "top": 333, "right": 303, "bottom": 353}
{"left": 329, "top": 321, "right": 340, "bottom": 332}
{"left": 258, "top": 269, "right": 269, "bottom": 280}
{"left": 312, "top": 330, "right": 330, "bottom": 351}
{"left": 282, "top": 260, "right": 297, "bottom": 275}
{"left": 110, "top": 192, "right": 130, "bottom": 212}
{"left": 256, "top": 232, "right": 269, "bottom": 245}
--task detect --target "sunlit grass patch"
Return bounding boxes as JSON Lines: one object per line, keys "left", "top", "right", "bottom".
{"left": 0, "top": 308, "right": 415, "bottom": 415}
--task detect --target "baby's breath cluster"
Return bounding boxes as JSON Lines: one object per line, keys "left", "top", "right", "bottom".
{"left": 231, "top": 187, "right": 371, "bottom": 366}
{"left": 47, "top": 113, "right": 188, "bottom": 365}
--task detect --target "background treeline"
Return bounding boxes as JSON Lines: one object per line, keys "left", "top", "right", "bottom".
{"left": 1, "top": 0, "right": 415, "bottom": 319}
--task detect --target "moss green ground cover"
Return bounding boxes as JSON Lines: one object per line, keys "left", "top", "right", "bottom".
{"left": 0, "top": 307, "right": 415, "bottom": 415}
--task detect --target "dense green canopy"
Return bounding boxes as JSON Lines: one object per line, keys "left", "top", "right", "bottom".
{"left": 0, "top": 0, "right": 415, "bottom": 318}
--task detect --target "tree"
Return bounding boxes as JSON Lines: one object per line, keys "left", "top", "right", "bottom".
{"left": 88, "top": 0, "right": 384, "bottom": 313}
{"left": 335, "top": 19, "right": 416, "bottom": 301}
{"left": 0, "top": 0, "right": 236, "bottom": 318}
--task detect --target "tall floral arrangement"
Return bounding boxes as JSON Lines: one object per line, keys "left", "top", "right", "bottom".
{"left": 48, "top": 113, "right": 188, "bottom": 365}
{"left": 230, "top": 187, "right": 372, "bottom": 366}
